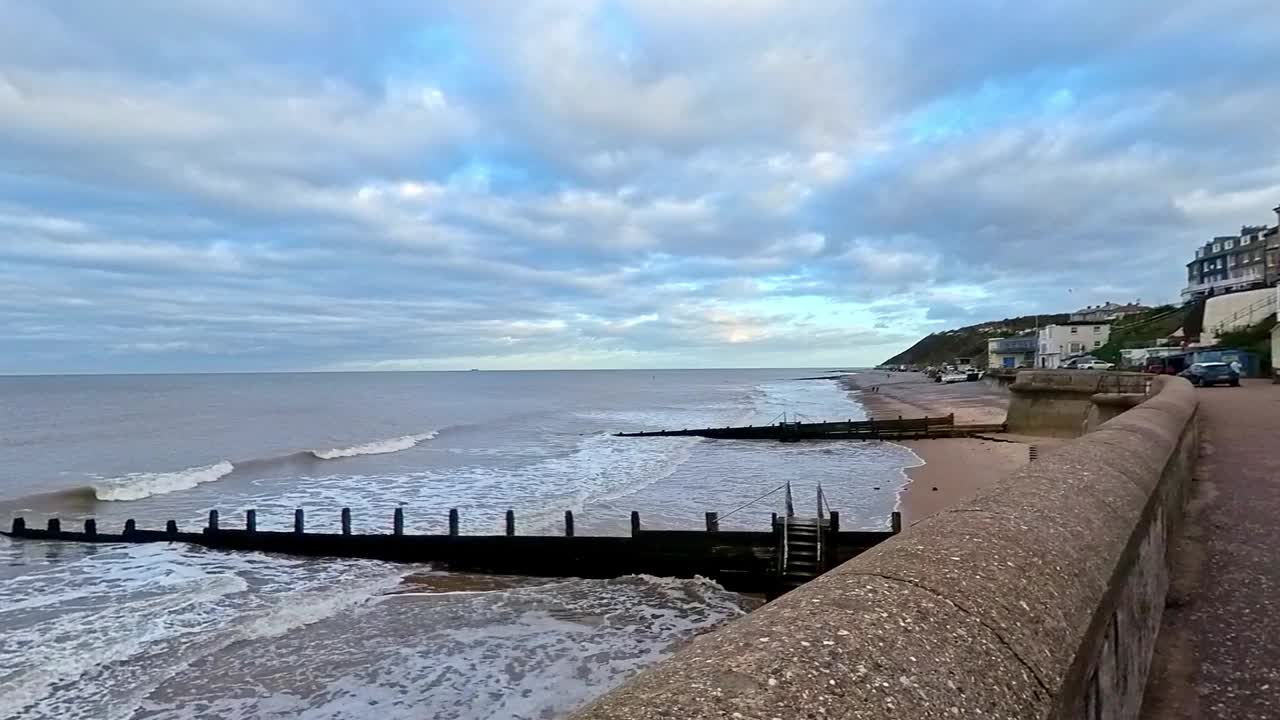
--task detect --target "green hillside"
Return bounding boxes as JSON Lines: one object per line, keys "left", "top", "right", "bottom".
{"left": 1092, "top": 305, "right": 1185, "bottom": 364}
{"left": 882, "top": 313, "right": 1069, "bottom": 368}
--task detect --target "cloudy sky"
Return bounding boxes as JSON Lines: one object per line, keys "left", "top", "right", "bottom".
{"left": 3, "top": 1, "right": 1279, "bottom": 373}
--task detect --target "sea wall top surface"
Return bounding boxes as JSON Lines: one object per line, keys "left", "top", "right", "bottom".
{"left": 1010, "top": 369, "right": 1151, "bottom": 395}
{"left": 574, "top": 375, "right": 1198, "bottom": 719}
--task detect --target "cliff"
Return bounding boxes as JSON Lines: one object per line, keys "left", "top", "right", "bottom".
{"left": 882, "top": 313, "right": 1069, "bottom": 368}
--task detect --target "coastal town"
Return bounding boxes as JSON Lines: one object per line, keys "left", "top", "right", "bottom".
{"left": 5, "top": 4, "right": 1280, "bottom": 719}
{"left": 884, "top": 202, "right": 1280, "bottom": 384}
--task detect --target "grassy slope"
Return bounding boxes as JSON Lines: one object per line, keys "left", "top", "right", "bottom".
{"left": 1092, "top": 305, "right": 1185, "bottom": 364}
{"left": 1216, "top": 315, "right": 1277, "bottom": 370}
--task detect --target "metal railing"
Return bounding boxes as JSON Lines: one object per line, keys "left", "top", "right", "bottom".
{"left": 1208, "top": 293, "right": 1276, "bottom": 334}
{"left": 718, "top": 484, "right": 785, "bottom": 523}
{"left": 781, "top": 482, "right": 792, "bottom": 575}
{"left": 815, "top": 483, "right": 829, "bottom": 573}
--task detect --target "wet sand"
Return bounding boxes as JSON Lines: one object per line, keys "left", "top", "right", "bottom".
{"left": 842, "top": 371, "right": 1029, "bottom": 526}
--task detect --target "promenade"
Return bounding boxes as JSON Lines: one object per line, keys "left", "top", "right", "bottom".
{"left": 1146, "top": 380, "right": 1280, "bottom": 719}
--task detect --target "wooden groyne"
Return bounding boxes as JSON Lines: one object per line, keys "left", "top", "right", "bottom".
{"left": 615, "top": 414, "right": 1007, "bottom": 441}
{"left": 3, "top": 498, "right": 899, "bottom": 597}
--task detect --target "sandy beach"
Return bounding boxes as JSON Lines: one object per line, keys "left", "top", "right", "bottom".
{"left": 842, "top": 371, "right": 1030, "bottom": 526}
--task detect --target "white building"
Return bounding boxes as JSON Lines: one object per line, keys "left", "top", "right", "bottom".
{"left": 1037, "top": 322, "right": 1112, "bottom": 368}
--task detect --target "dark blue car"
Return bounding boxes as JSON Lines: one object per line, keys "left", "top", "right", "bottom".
{"left": 1179, "top": 362, "right": 1240, "bottom": 387}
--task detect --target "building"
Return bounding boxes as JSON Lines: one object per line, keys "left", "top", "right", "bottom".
{"left": 1273, "top": 285, "right": 1280, "bottom": 382}
{"left": 1069, "top": 302, "right": 1150, "bottom": 323}
{"left": 1182, "top": 204, "right": 1280, "bottom": 302}
{"left": 987, "top": 334, "right": 1038, "bottom": 369}
{"left": 1118, "top": 345, "right": 1185, "bottom": 370}
{"left": 1037, "top": 321, "right": 1112, "bottom": 368}
{"left": 1266, "top": 215, "right": 1280, "bottom": 287}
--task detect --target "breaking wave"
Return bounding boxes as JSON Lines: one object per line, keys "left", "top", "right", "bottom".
{"left": 93, "top": 461, "right": 236, "bottom": 502}
{"left": 310, "top": 431, "right": 439, "bottom": 460}
{"left": 6, "top": 431, "right": 442, "bottom": 508}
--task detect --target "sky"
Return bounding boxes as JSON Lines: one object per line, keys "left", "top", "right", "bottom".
{"left": 3, "top": 1, "right": 1280, "bottom": 373}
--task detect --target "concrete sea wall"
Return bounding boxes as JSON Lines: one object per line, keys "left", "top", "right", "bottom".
{"left": 1006, "top": 370, "right": 1151, "bottom": 437}
{"left": 574, "top": 375, "right": 1198, "bottom": 720}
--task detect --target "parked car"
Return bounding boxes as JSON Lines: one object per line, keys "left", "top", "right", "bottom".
{"left": 941, "top": 371, "right": 969, "bottom": 384}
{"left": 1076, "top": 360, "right": 1114, "bottom": 370}
{"left": 1179, "top": 362, "right": 1240, "bottom": 387}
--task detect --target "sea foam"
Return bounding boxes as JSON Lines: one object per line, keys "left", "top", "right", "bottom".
{"left": 310, "top": 431, "right": 438, "bottom": 460}
{"left": 93, "top": 461, "right": 236, "bottom": 502}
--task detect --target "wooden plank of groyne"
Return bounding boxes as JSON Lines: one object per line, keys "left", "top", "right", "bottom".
{"left": 4, "top": 510, "right": 897, "bottom": 594}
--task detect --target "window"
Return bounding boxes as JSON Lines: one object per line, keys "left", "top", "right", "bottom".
{"left": 1071, "top": 327, "right": 1078, "bottom": 334}
{"left": 1268, "top": 254, "right": 1277, "bottom": 268}
{"left": 1040, "top": 343, "right": 1048, "bottom": 354}
{"left": 1214, "top": 243, "right": 1222, "bottom": 253}
{"left": 1093, "top": 326, "right": 1101, "bottom": 334}
{"left": 1230, "top": 254, "right": 1238, "bottom": 266}
{"left": 1243, "top": 235, "right": 1252, "bottom": 245}
{"left": 1225, "top": 239, "right": 1235, "bottom": 249}
{"left": 1197, "top": 248, "right": 1205, "bottom": 258}
{"left": 1094, "top": 340, "right": 1102, "bottom": 348}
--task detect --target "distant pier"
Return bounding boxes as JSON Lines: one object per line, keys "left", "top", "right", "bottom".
{"left": 3, "top": 485, "right": 898, "bottom": 598}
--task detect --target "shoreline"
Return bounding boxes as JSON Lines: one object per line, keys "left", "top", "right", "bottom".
{"left": 841, "top": 371, "right": 1029, "bottom": 526}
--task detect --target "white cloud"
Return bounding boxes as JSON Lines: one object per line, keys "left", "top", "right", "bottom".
{"left": 2, "top": 1, "right": 1280, "bottom": 372}
{"left": 841, "top": 240, "right": 939, "bottom": 282}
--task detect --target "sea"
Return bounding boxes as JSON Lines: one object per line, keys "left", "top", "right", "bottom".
{"left": 0, "top": 369, "right": 920, "bottom": 720}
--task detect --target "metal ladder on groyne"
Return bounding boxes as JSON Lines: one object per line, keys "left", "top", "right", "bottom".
{"left": 778, "top": 482, "right": 834, "bottom": 591}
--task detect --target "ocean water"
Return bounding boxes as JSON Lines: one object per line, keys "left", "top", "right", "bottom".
{"left": 0, "top": 369, "right": 919, "bottom": 719}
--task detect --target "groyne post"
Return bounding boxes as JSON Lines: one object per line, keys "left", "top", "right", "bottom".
{"left": 47, "top": 518, "right": 60, "bottom": 533}
{"left": 11, "top": 518, "right": 24, "bottom": 534}
{"left": 340, "top": 508, "right": 350, "bottom": 535}
{"left": 506, "top": 510, "right": 515, "bottom": 536}
{"left": 393, "top": 507, "right": 404, "bottom": 536}
{"left": 208, "top": 510, "right": 219, "bottom": 531}
{"left": 166, "top": 520, "right": 178, "bottom": 536}
{"left": 829, "top": 510, "right": 840, "bottom": 533}
{"left": 631, "top": 511, "right": 641, "bottom": 536}
{"left": 125, "top": 519, "right": 136, "bottom": 534}
{"left": 564, "top": 510, "right": 575, "bottom": 537}
{"left": 448, "top": 509, "right": 459, "bottom": 536}
{"left": 294, "top": 509, "right": 304, "bottom": 534}
{"left": 246, "top": 509, "right": 257, "bottom": 532}
{"left": 890, "top": 511, "right": 902, "bottom": 534}
{"left": 705, "top": 512, "right": 719, "bottom": 532}
{"left": 84, "top": 519, "right": 96, "bottom": 537}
